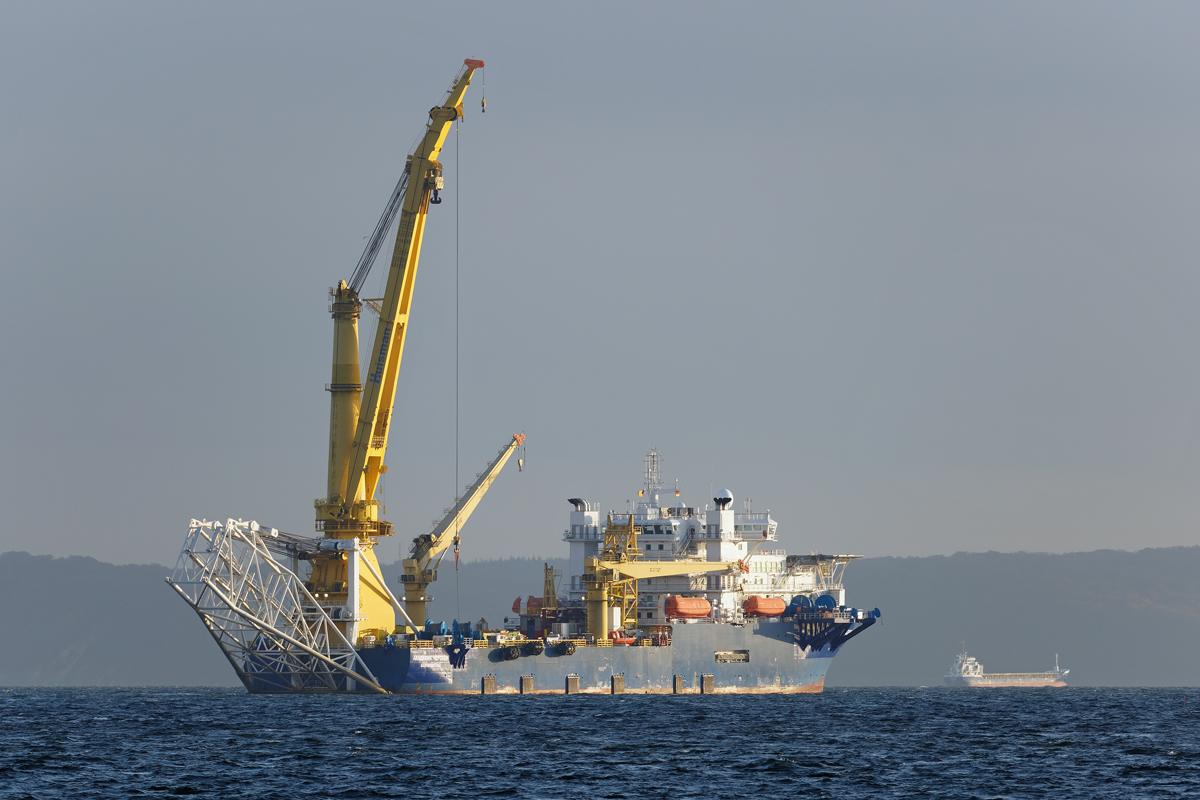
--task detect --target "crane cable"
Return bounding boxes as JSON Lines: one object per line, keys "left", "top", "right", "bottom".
{"left": 348, "top": 171, "right": 408, "bottom": 295}
{"left": 454, "top": 118, "right": 461, "bottom": 626}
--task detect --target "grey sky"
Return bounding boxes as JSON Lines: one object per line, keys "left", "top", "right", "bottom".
{"left": 2, "top": 2, "right": 1198, "bottom": 566}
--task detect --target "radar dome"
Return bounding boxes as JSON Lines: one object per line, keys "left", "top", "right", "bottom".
{"left": 714, "top": 489, "right": 734, "bottom": 509}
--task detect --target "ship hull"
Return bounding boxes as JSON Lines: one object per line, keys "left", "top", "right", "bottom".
{"left": 252, "top": 619, "right": 840, "bottom": 694}
{"left": 945, "top": 675, "right": 1067, "bottom": 688}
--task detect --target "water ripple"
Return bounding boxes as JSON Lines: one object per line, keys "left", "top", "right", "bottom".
{"left": 0, "top": 687, "right": 1196, "bottom": 798}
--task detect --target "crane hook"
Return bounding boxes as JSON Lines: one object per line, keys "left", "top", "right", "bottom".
{"left": 430, "top": 188, "right": 442, "bottom": 205}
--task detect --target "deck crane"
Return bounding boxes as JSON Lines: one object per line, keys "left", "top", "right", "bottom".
{"left": 168, "top": 60, "right": 520, "bottom": 692}
{"left": 583, "top": 516, "right": 750, "bottom": 640}
{"left": 401, "top": 433, "right": 524, "bottom": 624}
{"left": 305, "top": 58, "right": 517, "bottom": 644}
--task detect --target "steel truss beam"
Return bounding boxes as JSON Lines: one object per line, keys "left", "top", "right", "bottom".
{"left": 168, "top": 518, "right": 385, "bottom": 694}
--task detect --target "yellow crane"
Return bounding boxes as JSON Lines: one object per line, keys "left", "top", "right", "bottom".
{"left": 583, "top": 516, "right": 747, "bottom": 640}
{"left": 306, "top": 58, "right": 512, "bottom": 645}
{"left": 400, "top": 433, "right": 525, "bottom": 624}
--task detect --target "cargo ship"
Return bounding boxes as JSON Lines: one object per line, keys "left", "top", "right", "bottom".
{"left": 944, "top": 650, "right": 1069, "bottom": 688}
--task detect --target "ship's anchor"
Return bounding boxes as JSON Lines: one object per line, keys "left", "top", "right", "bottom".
{"left": 447, "top": 642, "right": 468, "bottom": 668}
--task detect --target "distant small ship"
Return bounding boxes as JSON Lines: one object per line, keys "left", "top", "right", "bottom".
{"left": 944, "top": 650, "right": 1068, "bottom": 688}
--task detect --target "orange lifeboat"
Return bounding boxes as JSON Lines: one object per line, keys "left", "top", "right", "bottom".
{"left": 511, "top": 595, "right": 543, "bottom": 615}
{"left": 664, "top": 596, "right": 712, "bottom": 619}
{"left": 742, "top": 596, "right": 787, "bottom": 617}
{"left": 608, "top": 630, "right": 637, "bottom": 645}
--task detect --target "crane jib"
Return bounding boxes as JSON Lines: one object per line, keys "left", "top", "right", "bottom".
{"left": 367, "top": 323, "right": 392, "bottom": 386}
{"left": 337, "top": 59, "right": 482, "bottom": 519}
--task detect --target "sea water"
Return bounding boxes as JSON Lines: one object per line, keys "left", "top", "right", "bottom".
{"left": 1, "top": 687, "right": 1195, "bottom": 798}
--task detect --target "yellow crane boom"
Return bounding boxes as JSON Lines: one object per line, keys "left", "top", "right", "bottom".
{"left": 321, "top": 58, "right": 485, "bottom": 529}
{"left": 596, "top": 558, "right": 744, "bottom": 582}
{"left": 400, "top": 433, "right": 525, "bottom": 622}
{"left": 309, "top": 59, "right": 485, "bottom": 644}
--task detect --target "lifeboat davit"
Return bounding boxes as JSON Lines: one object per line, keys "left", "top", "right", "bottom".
{"left": 664, "top": 596, "right": 712, "bottom": 619}
{"left": 511, "top": 595, "right": 543, "bottom": 615}
{"left": 742, "top": 596, "right": 787, "bottom": 617}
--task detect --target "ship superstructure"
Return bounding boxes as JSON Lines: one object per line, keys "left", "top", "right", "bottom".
{"left": 944, "top": 651, "right": 1069, "bottom": 688}
{"left": 563, "top": 449, "right": 855, "bottom": 630}
{"left": 370, "top": 443, "right": 881, "bottom": 694}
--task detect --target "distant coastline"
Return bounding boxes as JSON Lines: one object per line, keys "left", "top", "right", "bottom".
{"left": 1, "top": 546, "right": 1197, "bottom": 687}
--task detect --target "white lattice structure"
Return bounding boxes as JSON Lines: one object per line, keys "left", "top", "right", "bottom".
{"left": 167, "top": 518, "right": 384, "bottom": 694}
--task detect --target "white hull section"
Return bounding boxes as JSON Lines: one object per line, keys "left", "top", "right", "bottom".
{"left": 945, "top": 674, "right": 1068, "bottom": 688}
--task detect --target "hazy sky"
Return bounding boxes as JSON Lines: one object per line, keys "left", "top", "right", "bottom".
{"left": 3, "top": 2, "right": 1198, "bottom": 566}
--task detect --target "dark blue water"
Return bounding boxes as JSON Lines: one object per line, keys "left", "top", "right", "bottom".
{"left": 1, "top": 687, "right": 1195, "bottom": 799}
